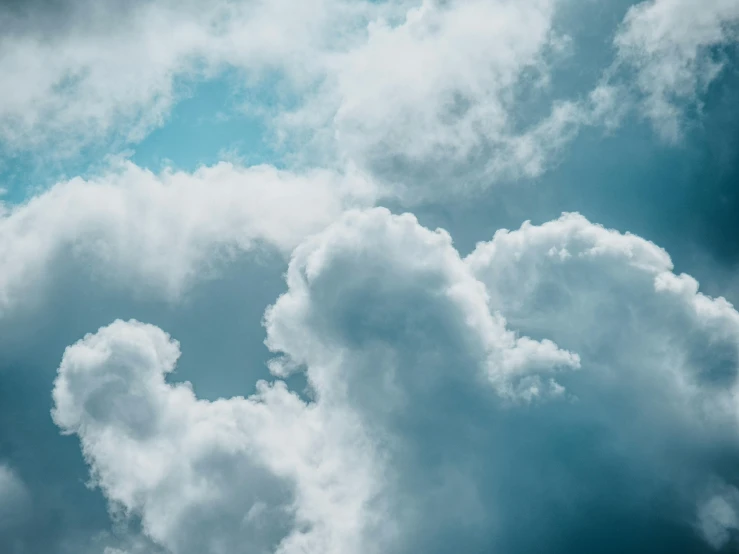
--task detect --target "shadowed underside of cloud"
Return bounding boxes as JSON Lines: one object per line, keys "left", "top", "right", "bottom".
{"left": 7, "top": 0, "right": 733, "bottom": 198}
{"left": 52, "top": 208, "right": 739, "bottom": 554}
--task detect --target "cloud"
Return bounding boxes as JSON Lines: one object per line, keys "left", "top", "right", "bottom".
{"left": 280, "top": 0, "right": 619, "bottom": 199}
{"left": 51, "top": 319, "right": 385, "bottom": 554}
{"left": 0, "top": 0, "right": 392, "bottom": 154}
{"left": 615, "top": 0, "right": 739, "bottom": 141}
{"left": 53, "top": 208, "right": 739, "bottom": 553}
{"left": 0, "top": 0, "right": 622, "bottom": 197}
{"left": 0, "top": 462, "right": 32, "bottom": 551}
{"left": 0, "top": 160, "right": 372, "bottom": 315}
{"left": 264, "top": 207, "right": 579, "bottom": 401}
{"left": 0, "top": 463, "right": 31, "bottom": 532}
{"left": 699, "top": 485, "right": 739, "bottom": 549}
{"left": 51, "top": 208, "right": 578, "bottom": 554}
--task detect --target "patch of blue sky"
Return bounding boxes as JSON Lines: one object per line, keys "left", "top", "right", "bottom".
{"left": 130, "top": 69, "right": 281, "bottom": 173}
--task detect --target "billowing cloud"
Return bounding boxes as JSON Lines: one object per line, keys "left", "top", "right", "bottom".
{"left": 0, "top": 160, "right": 372, "bottom": 315}
{"left": 281, "top": 0, "right": 620, "bottom": 198}
{"left": 615, "top": 0, "right": 739, "bottom": 141}
{"left": 54, "top": 208, "right": 739, "bottom": 553}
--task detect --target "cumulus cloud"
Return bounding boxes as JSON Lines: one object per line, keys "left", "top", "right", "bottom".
{"left": 699, "top": 485, "right": 739, "bottom": 549}
{"left": 51, "top": 208, "right": 578, "bottom": 554}
{"left": 615, "top": 0, "right": 739, "bottom": 141}
{"left": 54, "top": 208, "right": 739, "bottom": 553}
{"left": 0, "top": 160, "right": 372, "bottom": 315}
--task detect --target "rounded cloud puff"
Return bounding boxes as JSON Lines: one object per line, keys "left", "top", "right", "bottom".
{"left": 54, "top": 208, "right": 739, "bottom": 553}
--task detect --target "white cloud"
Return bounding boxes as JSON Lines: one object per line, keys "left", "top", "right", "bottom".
{"left": 54, "top": 208, "right": 739, "bottom": 553}
{"left": 0, "top": 0, "right": 620, "bottom": 196}
{"left": 264, "top": 207, "right": 579, "bottom": 401}
{"left": 615, "top": 0, "right": 739, "bottom": 141}
{"left": 0, "top": 0, "right": 393, "bottom": 154}
{"left": 280, "top": 0, "right": 617, "bottom": 199}
{"left": 4, "top": 0, "right": 735, "bottom": 198}
{"left": 0, "top": 160, "right": 373, "bottom": 315}
{"left": 51, "top": 318, "right": 395, "bottom": 554}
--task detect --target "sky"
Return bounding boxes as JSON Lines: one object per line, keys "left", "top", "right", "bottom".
{"left": 0, "top": 0, "right": 739, "bottom": 553}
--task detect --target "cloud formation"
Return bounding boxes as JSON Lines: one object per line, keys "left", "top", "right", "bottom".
{"left": 279, "top": 0, "right": 621, "bottom": 198}
{"left": 2, "top": 2, "right": 737, "bottom": 553}
{"left": 0, "top": 0, "right": 390, "bottom": 154}
{"left": 615, "top": 0, "right": 739, "bottom": 141}
{"left": 53, "top": 208, "right": 739, "bottom": 553}
{"left": 5, "top": 0, "right": 734, "bottom": 197}
{"left": 0, "top": 160, "right": 371, "bottom": 315}
{"left": 0, "top": 0, "right": 625, "bottom": 195}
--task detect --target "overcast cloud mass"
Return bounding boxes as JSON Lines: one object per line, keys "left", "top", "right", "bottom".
{"left": 1, "top": 0, "right": 739, "bottom": 553}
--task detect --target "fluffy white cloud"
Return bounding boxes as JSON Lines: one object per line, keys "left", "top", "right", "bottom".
{"left": 52, "top": 208, "right": 578, "bottom": 554}
{"left": 1, "top": 0, "right": 622, "bottom": 196}
{"left": 54, "top": 208, "right": 739, "bottom": 553}
{"left": 0, "top": 160, "right": 372, "bottom": 315}
{"left": 615, "top": 0, "right": 739, "bottom": 141}
{"left": 282, "top": 0, "right": 618, "bottom": 198}
{"left": 264, "top": 208, "right": 579, "bottom": 401}
{"left": 52, "top": 320, "right": 311, "bottom": 554}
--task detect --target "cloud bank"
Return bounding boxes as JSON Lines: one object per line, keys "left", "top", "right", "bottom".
{"left": 53, "top": 209, "right": 739, "bottom": 553}
{"left": 0, "top": 160, "right": 372, "bottom": 315}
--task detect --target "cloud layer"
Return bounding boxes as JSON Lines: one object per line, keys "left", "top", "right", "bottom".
{"left": 4, "top": 0, "right": 735, "bottom": 197}
{"left": 0, "top": 0, "right": 390, "bottom": 154}
{"left": 0, "top": 160, "right": 372, "bottom": 315}
{"left": 53, "top": 209, "right": 739, "bottom": 553}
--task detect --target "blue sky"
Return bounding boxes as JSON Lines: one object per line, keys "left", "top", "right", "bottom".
{"left": 1, "top": 1, "right": 739, "bottom": 553}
